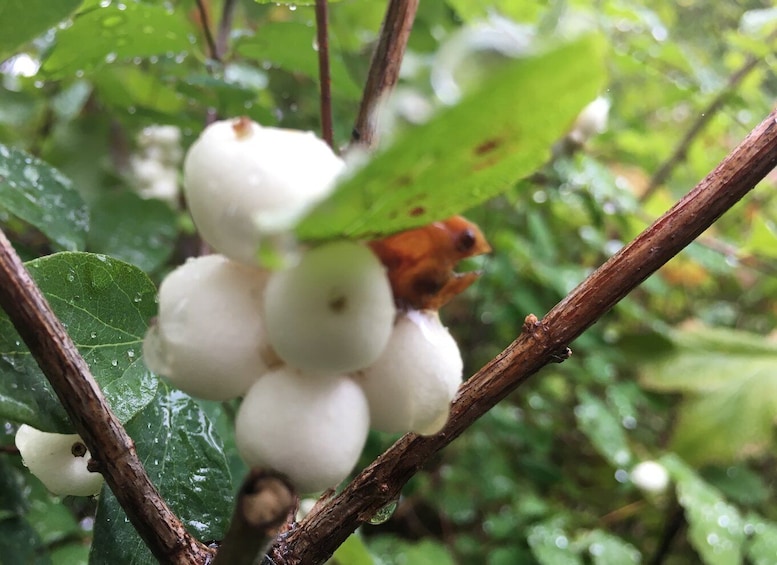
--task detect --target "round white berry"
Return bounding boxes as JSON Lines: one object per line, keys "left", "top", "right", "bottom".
{"left": 143, "top": 254, "right": 274, "bottom": 401}
{"left": 183, "top": 117, "right": 345, "bottom": 264}
{"left": 15, "top": 424, "right": 104, "bottom": 497}
{"left": 569, "top": 97, "right": 610, "bottom": 144}
{"left": 630, "top": 460, "right": 670, "bottom": 494}
{"left": 357, "top": 310, "right": 463, "bottom": 435}
{"left": 235, "top": 367, "right": 370, "bottom": 494}
{"left": 263, "top": 241, "right": 395, "bottom": 374}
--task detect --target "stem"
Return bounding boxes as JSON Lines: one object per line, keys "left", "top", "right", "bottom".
{"left": 266, "top": 108, "right": 777, "bottom": 564}
{"left": 641, "top": 31, "right": 776, "bottom": 201}
{"left": 0, "top": 231, "right": 213, "bottom": 565}
{"left": 215, "top": 0, "right": 239, "bottom": 61}
{"left": 351, "top": 0, "right": 419, "bottom": 148}
{"left": 195, "top": 0, "right": 219, "bottom": 62}
{"left": 315, "top": 0, "right": 334, "bottom": 148}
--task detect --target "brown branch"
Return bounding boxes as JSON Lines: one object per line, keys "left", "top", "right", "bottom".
{"left": 0, "top": 231, "right": 213, "bottom": 565}
{"left": 215, "top": 0, "right": 238, "bottom": 61}
{"left": 195, "top": 0, "right": 219, "bottom": 62}
{"left": 267, "top": 109, "right": 777, "bottom": 564}
{"left": 315, "top": 0, "right": 334, "bottom": 148}
{"left": 213, "top": 470, "right": 296, "bottom": 565}
{"left": 351, "top": 0, "right": 419, "bottom": 149}
{"left": 641, "top": 31, "right": 776, "bottom": 201}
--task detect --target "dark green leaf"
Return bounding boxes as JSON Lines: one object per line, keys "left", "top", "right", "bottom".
{"left": 88, "top": 191, "right": 177, "bottom": 273}
{"left": 0, "top": 252, "right": 159, "bottom": 432}
{"left": 43, "top": 2, "right": 195, "bottom": 78}
{"left": 0, "top": 458, "right": 48, "bottom": 564}
{"left": 297, "top": 35, "right": 606, "bottom": 240}
{"left": 0, "top": 0, "right": 83, "bottom": 58}
{"left": 663, "top": 454, "right": 745, "bottom": 565}
{"left": 89, "top": 383, "right": 233, "bottom": 565}
{"left": 0, "top": 144, "right": 88, "bottom": 250}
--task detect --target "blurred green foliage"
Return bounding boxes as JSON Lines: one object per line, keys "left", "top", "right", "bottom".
{"left": 1, "top": 0, "right": 777, "bottom": 564}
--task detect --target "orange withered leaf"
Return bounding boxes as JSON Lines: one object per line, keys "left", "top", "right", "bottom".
{"left": 368, "top": 216, "right": 491, "bottom": 311}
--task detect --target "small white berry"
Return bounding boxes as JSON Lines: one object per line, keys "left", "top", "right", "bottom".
{"left": 15, "top": 424, "right": 104, "bottom": 497}
{"left": 143, "top": 254, "right": 273, "bottom": 401}
{"left": 263, "top": 241, "right": 395, "bottom": 374}
{"left": 183, "top": 118, "right": 345, "bottom": 264}
{"left": 630, "top": 460, "right": 670, "bottom": 494}
{"left": 569, "top": 97, "right": 610, "bottom": 144}
{"left": 235, "top": 367, "right": 370, "bottom": 494}
{"left": 357, "top": 310, "right": 463, "bottom": 435}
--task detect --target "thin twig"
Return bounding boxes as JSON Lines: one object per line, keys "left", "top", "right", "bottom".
{"left": 641, "top": 30, "right": 777, "bottom": 201}
{"left": 213, "top": 470, "right": 296, "bottom": 565}
{"left": 195, "top": 0, "right": 219, "bottom": 62}
{"left": 0, "top": 231, "right": 213, "bottom": 565}
{"left": 266, "top": 108, "right": 777, "bottom": 564}
{"left": 315, "top": 0, "right": 334, "bottom": 148}
{"left": 215, "top": 0, "right": 239, "bottom": 61}
{"left": 351, "top": 0, "right": 419, "bottom": 148}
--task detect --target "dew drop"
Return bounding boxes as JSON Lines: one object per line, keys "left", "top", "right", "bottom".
{"left": 110, "top": 359, "right": 118, "bottom": 367}
{"left": 368, "top": 499, "right": 398, "bottom": 525}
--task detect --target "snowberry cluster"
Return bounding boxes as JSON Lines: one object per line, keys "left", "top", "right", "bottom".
{"left": 142, "top": 117, "right": 465, "bottom": 494}
{"left": 130, "top": 125, "right": 184, "bottom": 206}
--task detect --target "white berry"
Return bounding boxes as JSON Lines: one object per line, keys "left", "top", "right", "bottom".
{"left": 183, "top": 117, "right": 345, "bottom": 264}
{"left": 143, "top": 254, "right": 274, "bottom": 401}
{"left": 630, "top": 460, "right": 670, "bottom": 494}
{"left": 235, "top": 367, "right": 370, "bottom": 494}
{"left": 357, "top": 310, "right": 463, "bottom": 435}
{"left": 15, "top": 424, "right": 104, "bottom": 497}
{"left": 263, "top": 241, "right": 395, "bottom": 374}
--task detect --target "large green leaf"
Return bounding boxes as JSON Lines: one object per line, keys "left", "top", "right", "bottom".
{"left": 0, "top": 144, "right": 89, "bottom": 251}
{"left": 639, "top": 326, "right": 777, "bottom": 463}
{"left": 89, "top": 383, "right": 233, "bottom": 565}
{"left": 87, "top": 191, "right": 177, "bottom": 273}
{"left": 0, "top": 0, "right": 83, "bottom": 58}
{"left": 236, "top": 22, "right": 362, "bottom": 99}
{"left": 0, "top": 252, "right": 159, "bottom": 432}
{"left": 662, "top": 455, "right": 745, "bottom": 565}
{"left": 42, "top": 2, "right": 194, "bottom": 78}
{"left": 296, "top": 35, "right": 607, "bottom": 241}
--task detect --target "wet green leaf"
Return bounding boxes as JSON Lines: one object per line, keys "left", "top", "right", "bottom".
{"left": 0, "top": 0, "right": 82, "bottom": 58}
{"left": 745, "top": 514, "right": 777, "bottom": 565}
{"left": 89, "top": 383, "right": 233, "bottom": 564}
{"left": 528, "top": 517, "right": 583, "bottom": 565}
{"left": 0, "top": 144, "right": 89, "bottom": 250}
{"left": 43, "top": 2, "right": 194, "bottom": 78}
{"left": 236, "top": 22, "right": 361, "bottom": 98}
{"left": 0, "top": 458, "right": 47, "bottom": 564}
{"left": 662, "top": 454, "right": 745, "bottom": 565}
{"left": 0, "top": 253, "right": 159, "bottom": 432}
{"left": 297, "top": 35, "right": 606, "bottom": 241}
{"left": 88, "top": 191, "right": 177, "bottom": 273}
{"left": 331, "top": 532, "right": 374, "bottom": 565}
{"left": 583, "top": 530, "right": 641, "bottom": 564}
{"left": 574, "top": 390, "right": 633, "bottom": 468}
{"left": 640, "top": 326, "right": 777, "bottom": 463}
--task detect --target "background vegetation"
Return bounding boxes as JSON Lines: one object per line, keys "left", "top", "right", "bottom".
{"left": 1, "top": 0, "right": 777, "bottom": 563}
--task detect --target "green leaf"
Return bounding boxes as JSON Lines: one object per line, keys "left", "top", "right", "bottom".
{"left": 331, "top": 532, "right": 375, "bottom": 565}
{"left": 0, "top": 457, "right": 47, "bottom": 564}
{"left": 297, "top": 35, "right": 607, "bottom": 241}
{"left": 662, "top": 454, "right": 745, "bottom": 565}
{"left": 89, "top": 383, "right": 233, "bottom": 565}
{"left": 0, "top": 144, "right": 89, "bottom": 250}
{"left": 745, "top": 514, "right": 777, "bottom": 565}
{"left": 0, "top": 0, "right": 83, "bottom": 58}
{"left": 235, "top": 22, "right": 361, "bottom": 99}
{"left": 582, "top": 530, "right": 641, "bottom": 565}
{"left": 43, "top": 2, "right": 194, "bottom": 78}
{"left": 527, "top": 517, "right": 583, "bottom": 565}
{"left": 0, "top": 252, "right": 159, "bottom": 432}
{"left": 87, "top": 191, "right": 177, "bottom": 273}
{"left": 639, "top": 326, "right": 777, "bottom": 463}
{"left": 574, "top": 390, "right": 633, "bottom": 468}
